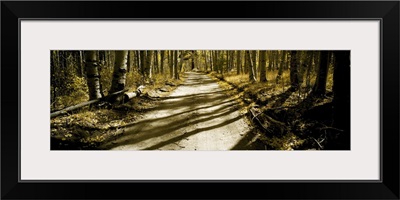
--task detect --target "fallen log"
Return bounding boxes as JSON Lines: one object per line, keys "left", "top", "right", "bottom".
{"left": 249, "top": 106, "right": 287, "bottom": 135}
{"left": 249, "top": 108, "right": 268, "bottom": 130}
{"left": 50, "top": 89, "right": 128, "bottom": 118}
{"left": 123, "top": 85, "right": 146, "bottom": 102}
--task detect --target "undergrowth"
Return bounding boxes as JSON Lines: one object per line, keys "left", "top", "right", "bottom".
{"left": 208, "top": 69, "right": 335, "bottom": 150}
{"left": 51, "top": 73, "right": 184, "bottom": 150}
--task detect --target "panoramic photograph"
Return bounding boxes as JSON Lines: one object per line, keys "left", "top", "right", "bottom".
{"left": 50, "top": 50, "right": 350, "bottom": 150}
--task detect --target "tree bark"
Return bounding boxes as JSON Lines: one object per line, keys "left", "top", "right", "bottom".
{"left": 109, "top": 50, "right": 128, "bottom": 94}
{"left": 145, "top": 50, "right": 153, "bottom": 79}
{"left": 312, "top": 51, "right": 329, "bottom": 95}
{"left": 203, "top": 51, "right": 209, "bottom": 71}
{"left": 126, "top": 51, "right": 131, "bottom": 72}
{"left": 160, "top": 50, "right": 165, "bottom": 74}
{"left": 79, "top": 51, "right": 84, "bottom": 77}
{"left": 259, "top": 50, "right": 267, "bottom": 82}
{"left": 139, "top": 50, "right": 146, "bottom": 77}
{"left": 219, "top": 51, "right": 224, "bottom": 75}
{"left": 175, "top": 51, "right": 184, "bottom": 79}
{"left": 154, "top": 51, "right": 159, "bottom": 74}
{"left": 173, "top": 50, "right": 179, "bottom": 79}
{"left": 212, "top": 51, "right": 217, "bottom": 72}
{"left": 276, "top": 51, "right": 285, "bottom": 84}
{"left": 190, "top": 50, "right": 195, "bottom": 70}
{"left": 289, "top": 51, "right": 300, "bottom": 90}
{"left": 169, "top": 51, "right": 174, "bottom": 78}
{"left": 246, "top": 51, "right": 257, "bottom": 82}
{"left": 252, "top": 50, "right": 257, "bottom": 79}
{"left": 236, "top": 50, "right": 241, "bottom": 74}
{"left": 305, "top": 51, "right": 314, "bottom": 88}
{"left": 230, "top": 51, "right": 234, "bottom": 72}
{"left": 84, "top": 51, "right": 102, "bottom": 100}
{"left": 135, "top": 51, "right": 140, "bottom": 72}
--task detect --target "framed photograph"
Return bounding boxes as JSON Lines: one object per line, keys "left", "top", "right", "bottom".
{"left": 2, "top": 1, "right": 399, "bottom": 199}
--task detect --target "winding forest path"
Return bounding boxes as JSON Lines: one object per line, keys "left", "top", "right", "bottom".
{"left": 101, "top": 72, "right": 264, "bottom": 150}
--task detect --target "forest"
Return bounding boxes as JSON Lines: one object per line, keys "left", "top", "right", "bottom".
{"left": 51, "top": 50, "right": 350, "bottom": 150}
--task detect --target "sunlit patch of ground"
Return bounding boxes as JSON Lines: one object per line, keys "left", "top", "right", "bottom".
{"left": 51, "top": 76, "right": 184, "bottom": 150}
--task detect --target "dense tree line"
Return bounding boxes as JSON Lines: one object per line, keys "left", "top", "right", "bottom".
{"left": 51, "top": 50, "right": 194, "bottom": 109}
{"left": 51, "top": 50, "right": 349, "bottom": 109}
{"left": 51, "top": 50, "right": 350, "bottom": 150}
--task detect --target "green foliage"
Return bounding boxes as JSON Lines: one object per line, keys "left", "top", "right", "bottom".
{"left": 52, "top": 76, "right": 89, "bottom": 111}
{"left": 126, "top": 70, "right": 143, "bottom": 89}
{"left": 99, "top": 65, "right": 114, "bottom": 96}
{"left": 51, "top": 50, "right": 89, "bottom": 111}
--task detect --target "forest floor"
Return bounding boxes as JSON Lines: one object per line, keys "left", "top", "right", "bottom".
{"left": 208, "top": 71, "right": 338, "bottom": 150}
{"left": 51, "top": 71, "right": 339, "bottom": 150}
{"left": 51, "top": 72, "right": 265, "bottom": 150}
{"left": 51, "top": 76, "right": 183, "bottom": 150}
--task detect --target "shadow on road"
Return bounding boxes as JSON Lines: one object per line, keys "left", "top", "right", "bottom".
{"left": 100, "top": 72, "right": 264, "bottom": 150}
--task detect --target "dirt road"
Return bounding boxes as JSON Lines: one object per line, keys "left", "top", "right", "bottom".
{"left": 101, "top": 72, "right": 264, "bottom": 150}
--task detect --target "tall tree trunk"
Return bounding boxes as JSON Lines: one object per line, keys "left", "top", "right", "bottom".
{"left": 79, "top": 51, "right": 84, "bottom": 77}
{"left": 270, "top": 51, "right": 275, "bottom": 71}
{"left": 252, "top": 50, "right": 257, "bottom": 79}
{"left": 268, "top": 51, "right": 274, "bottom": 71}
{"left": 160, "top": 50, "right": 165, "bottom": 74}
{"left": 244, "top": 51, "right": 248, "bottom": 74}
{"left": 203, "top": 51, "right": 209, "bottom": 71}
{"left": 246, "top": 51, "right": 257, "bottom": 82}
{"left": 332, "top": 51, "right": 350, "bottom": 149}
{"left": 276, "top": 59, "right": 284, "bottom": 84}
{"left": 60, "top": 51, "right": 68, "bottom": 77}
{"left": 84, "top": 51, "right": 102, "bottom": 100}
{"left": 227, "top": 50, "right": 231, "bottom": 72}
{"left": 289, "top": 51, "right": 300, "bottom": 90}
{"left": 214, "top": 51, "right": 218, "bottom": 72}
{"left": 230, "top": 51, "right": 235, "bottom": 72}
{"left": 314, "top": 51, "right": 321, "bottom": 73}
{"left": 279, "top": 50, "right": 286, "bottom": 71}
{"left": 297, "top": 51, "right": 304, "bottom": 85}
{"left": 259, "top": 50, "right": 267, "bottom": 82}
{"left": 169, "top": 51, "right": 173, "bottom": 78}
{"left": 174, "top": 50, "right": 179, "bottom": 79}
{"left": 219, "top": 51, "right": 224, "bottom": 75}
{"left": 50, "top": 51, "right": 57, "bottom": 106}
{"left": 127, "top": 51, "right": 131, "bottom": 72}
{"left": 146, "top": 50, "right": 153, "bottom": 79}
{"left": 276, "top": 51, "right": 285, "bottom": 84}
{"left": 274, "top": 51, "right": 278, "bottom": 70}
{"left": 312, "top": 51, "right": 329, "bottom": 95}
{"left": 306, "top": 51, "right": 314, "bottom": 88}
{"left": 285, "top": 51, "right": 290, "bottom": 70}
{"left": 209, "top": 51, "right": 213, "bottom": 71}
{"left": 176, "top": 51, "right": 182, "bottom": 79}
{"left": 190, "top": 50, "right": 195, "bottom": 70}
{"left": 154, "top": 51, "right": 159, "bottom": 74}
{"left": 274, "top": 51, "right": 279, "bottom": 70}
{"left": 109, "top": 50, "right": 128, "bottom": 94}
{"left": 135, "top": 51, "right": 140, "bottom": 72}
{"left": 139, "top": 50, "right": 146, "bottom": 77}
{"left": 236, "top": 50, "right": 241, "bottom": 74}
{"left": 212, "top": 51, "right": 218, "bottom": 72}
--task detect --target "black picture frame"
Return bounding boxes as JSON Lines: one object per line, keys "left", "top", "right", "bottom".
{"left": 1, "top": 1, "right": 399, "bottom": 199}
